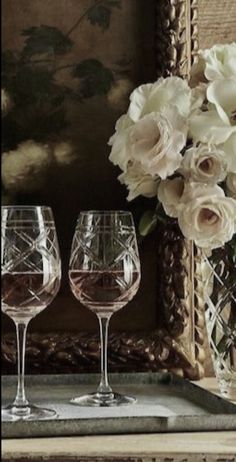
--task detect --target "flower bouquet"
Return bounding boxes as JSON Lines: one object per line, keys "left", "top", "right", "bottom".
{"left": 108, "top": 43, "right": 236, "bottom": 394}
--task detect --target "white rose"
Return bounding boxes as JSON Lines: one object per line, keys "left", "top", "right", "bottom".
{"left": 127, "top": 108, "right": 186, "bottom": 179}
{"left": 108, "top": 114, "right": 134, "bottom": 171}
{"left": 207, "top": 78, "right": 236, "bottom": 125}
{"left": 118, "top": 161, "right": 159, "bottom": 201}
{"left": 128, "top": 76, "right": 197, "bottom": 122}
{"left": 180, "top": 182, "right": 225, "bottom": 203}
{"left": 2, "top": 140, "right": 52, "bottom": 192}
{"left": 180, "top": 144, "right": 228, "bottom": 184}
{"left": 53, "top": 141, "right": 77, "bottom": 165}
{"left": 178, "top": 184, "right": 236, "bottom": 249}
{"left": 157, "top": 177, "right": 185, "bottom": 217}
{"left": 199, "top": 43, "right": 236, "bottom": 81}
{"left": 189, "top": 108, "right": 236, "bottom": 144}
{"left": 226, "top": 173, "right": 236, "bottom": 199}
{"left": 221, "top": 133, "right": 236, "bottom": 173}
{"left": 1, "top": 89, "right": 13, "bottom": 116}
{"left": 158, "top": 181, "right": 225, "bottom": 219}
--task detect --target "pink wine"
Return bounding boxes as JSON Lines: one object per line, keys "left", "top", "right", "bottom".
{"left": 1, "top": 272, "right": 60, "bottom": 321}
{"left": 69, "top": 270, "right": 140, "bottom": 315}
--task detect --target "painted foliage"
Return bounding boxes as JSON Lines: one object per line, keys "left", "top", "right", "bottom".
{"left": 1, "top": 0, "right": 157, "bottom": 333}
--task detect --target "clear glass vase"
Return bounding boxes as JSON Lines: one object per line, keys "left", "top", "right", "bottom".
{"left": 204, "top": 241, "right": 236, "bottom": 398}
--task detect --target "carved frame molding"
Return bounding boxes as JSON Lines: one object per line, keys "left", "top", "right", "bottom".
{"left": 156, "top": 0, "right": 198, "bottom": 78}
{"left": 1, "top": 0, "right": 205, "bottom": 380}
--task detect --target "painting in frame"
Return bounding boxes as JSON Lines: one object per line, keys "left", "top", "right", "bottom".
{"left": 1, "top": 0, "right": 204, "bottom": 379}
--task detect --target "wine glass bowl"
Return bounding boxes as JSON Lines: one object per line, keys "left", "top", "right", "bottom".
{"left": 1, "top": 206, "right": 61, "bottom": 421}
{"left": 69, "top": 211, "right": 141, "bottom": 406}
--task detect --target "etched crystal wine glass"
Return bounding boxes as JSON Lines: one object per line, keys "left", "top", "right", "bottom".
{"left": 69, "top": 211, "right": 141, "bottom": 406}
{"left": 1, "top": 206, "right": 61, "bottom": 421}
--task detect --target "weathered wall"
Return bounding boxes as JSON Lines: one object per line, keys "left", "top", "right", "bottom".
{"left": 198, "top": 0, "right": 236, "bottom": 49}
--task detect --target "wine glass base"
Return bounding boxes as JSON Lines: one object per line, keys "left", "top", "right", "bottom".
{"left": 70, "top": 392, "right": 136, "bottom": 407}
{"left": 1, "top": 404, "right": 57, "bottom": 421}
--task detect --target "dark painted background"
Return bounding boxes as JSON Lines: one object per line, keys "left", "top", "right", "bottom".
{"left": 2, "top": 0, "right": 159, "bottom": 334}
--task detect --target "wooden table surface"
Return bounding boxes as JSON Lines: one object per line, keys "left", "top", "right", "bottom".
{"left": 2, "top": 378, "right": 236, "bottom": 462}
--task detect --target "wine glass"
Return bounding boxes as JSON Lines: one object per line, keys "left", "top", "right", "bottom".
{"left": 69, "top": 210, "right": 141, "bottom": 406}
{"left": 1, "top": 206, "right": 61, "bottom": 421}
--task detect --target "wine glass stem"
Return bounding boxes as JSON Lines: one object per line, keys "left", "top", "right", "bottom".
{"left": 97, "top": 315, "right": 112, "bottom": 395}
{"left": 13, "top": 321, "right": 29, "bottom": 407}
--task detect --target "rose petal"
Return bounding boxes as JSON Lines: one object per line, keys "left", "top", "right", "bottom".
{"left": 118, "top": 162, "right": 158, "bottom": 201}
{"left": 180, "top": 143, "right": 228, "bottom": 184}
{"left": 200, "top": 43, "right": 236, "bottom": 80}
{"left": 222, "top": 133, "right": 236, "bottom": 173}
{"left": 128, "top": 83, "right": 154, "bottom": 122}
{"left": 207, "top": 79, "right": 236, "bottom": 124}
{"left": 158, "top": 177, "right": 184, "bottom": 217}
{"left": 128, "top": 77, "right": 194, "bottom": 122}
{"left": 189, "top": 109, "right": 236, "bottom": 144}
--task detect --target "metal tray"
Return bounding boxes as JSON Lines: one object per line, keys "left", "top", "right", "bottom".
{"left": 2, "top": 372, "right": 236, "bottom": 438}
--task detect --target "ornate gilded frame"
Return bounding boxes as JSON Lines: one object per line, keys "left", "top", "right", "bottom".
{"left": 2, "top": 0, "right": 205, "bottom": 380}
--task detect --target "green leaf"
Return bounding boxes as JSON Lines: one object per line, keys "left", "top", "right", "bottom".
{"left": 105, "top": 0, "right": 121, "bottom": 8}
{"left": 12, "top": 66, "right": 56, "bottom": 104}
{"left": 73, "top": 59, "right": 114, "bottom": 97}
{"left": 87, "top": 1, "right": 121, "bottom": 30}
{"left": 3, "top": 63, "right": 69, "bottom": 143}
{"left": 228, "top": 235, "right": 236, "bottom": 263}
{"left": 2, "top": 50, "right": 19, "bottom": 72}
{"left": 1, "top": 50, "right": 20, "bottom": 87}
{"left": 138, "top": 211, "right": 158, "bottom": 237}
{"left": 4, "top": 102, "right": 68, "bottom": 146}
{"left": 21, "top": 25, "right": 73, "bottom": 58}
{"left": 87, "top": 5, "right": 111, "bottom": 30}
